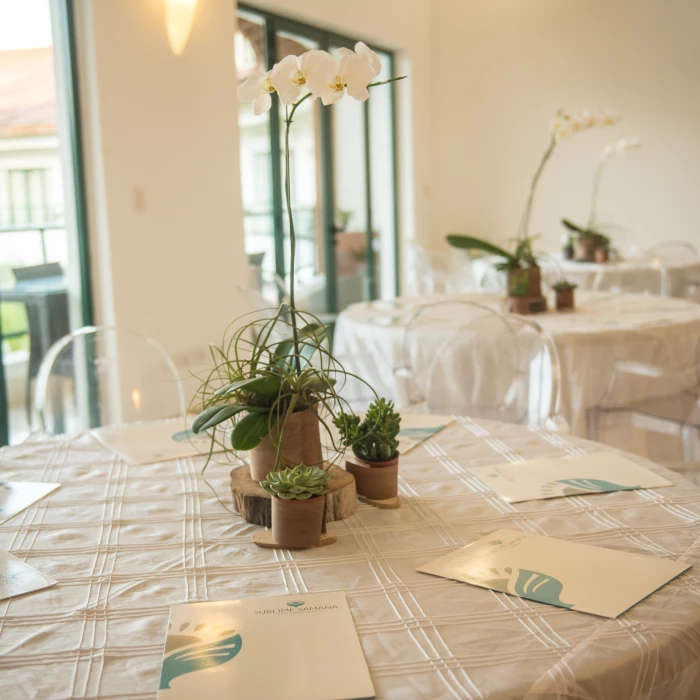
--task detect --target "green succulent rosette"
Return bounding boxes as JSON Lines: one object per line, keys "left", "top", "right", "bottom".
{"left": 260, "top": 465, "right": 331, "bottom": 500}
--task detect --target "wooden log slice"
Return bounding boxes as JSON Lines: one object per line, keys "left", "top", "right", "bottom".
{"left": 230, "top": 463, "right": 356, "bottom": 527}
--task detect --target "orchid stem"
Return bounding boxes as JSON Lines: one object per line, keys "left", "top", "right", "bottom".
{"left": 519, "top": 133, "right": 557, "bottom": 240}
{"left": 587, "top": 160, "right": 606, "bottom": 232}
{"left": 283, "top": 103, "right": 301, "bottom": 374}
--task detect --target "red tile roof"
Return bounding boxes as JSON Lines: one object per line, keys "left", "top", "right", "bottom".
{"left": 0, "top": 47, "right": 56, "bottom": 138}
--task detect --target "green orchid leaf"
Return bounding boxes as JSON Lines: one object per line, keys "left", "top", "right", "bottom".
{"left": 192, "top": 404, "right": 226, "bottom": 433}
{"left": 561, "top": 218, "right": 588, "bottom": 235}
{"left": 197, "top": 404, "right": 248, "bottom": 432}
{"left": 446, "top": 235, "right": 517, "bottom": 263}
{"left": 230, "top": 412, "right": 272, "bottom": 451}
{"left": 223, "top": 375, "right": 282, "bottom": 399}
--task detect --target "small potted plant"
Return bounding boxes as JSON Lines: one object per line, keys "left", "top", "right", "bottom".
{"left": 552, "top": 280, "right": 577, "bottom": 310}
{"left": 260, "top": 465, "right": 331, "bottom": 548}
{"left": 594, "top": 239, "right": 610, "bottom": 263}
{"left": 334, "top": 398, "right": 401, "bottom": 501}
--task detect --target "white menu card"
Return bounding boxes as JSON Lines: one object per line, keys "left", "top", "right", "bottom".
{"left": 468, "top": 452, "right": 672, "bottom": 503}
{"left": 398, "top": 415, "right": 454, "bottom": 454}
{"left": 157, "top": 592, "right": 375, "bottom": 699}
{"left": 417, "top": 528, "right": 690, "bottom": 618}
{"left": 93, "top": 419, "right": 222, "bottom": 466}
{"left": 0, "top": 481, "right": 60, "bottom": 525}
{"left": 0, "top": 549, "right": 56, "bottom": 601}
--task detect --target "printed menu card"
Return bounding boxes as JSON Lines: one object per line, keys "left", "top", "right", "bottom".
{"left": 417, "top": 528, "right": 690, "bottom": 618}
{"left": 157, "top": 592, "right": 375, "bottom": 699}
{"left": 93, "top": 419, "right": 222, "bottom": 465}
{"left": 0, "top": 549, "right": 56, "bottom": 601}
{"left": 468, "top": 452, "right": 672, "bottom": 503}
{"left": 398, "top": 414, "right": 454, "bottom": 454}
{"left": 0, "top": 481, "right": 60, "bottom": 525}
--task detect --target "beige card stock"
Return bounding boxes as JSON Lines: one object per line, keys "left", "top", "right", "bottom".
{"left": 468, "top": 452, "right": 672, "bottom": 503}
{"left": 398, "top": 414, "right": 454, "bottom": 454}
{"left": 93, "top": 419, "right": 222, "bottom": 465}
{"left": 157, "top": 592, "right": 375, "bottom": 699}
{"left": 417, "top": 528, "right": 690, "bottom": 618}
{"left": 0, "top": 481, "right": 60, "bottom": 525}
{"left": 0, "top": 549, "right": 56, "bottom": 601}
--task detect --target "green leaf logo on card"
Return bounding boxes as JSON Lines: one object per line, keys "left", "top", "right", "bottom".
{"left": 286, "top": 600, "right": 305, "bottom": 608}
{"left": 159, "top": 622, "right": 242, "bottom": 690}
{"left": 484, "top": 567, "right": 574, "bottom": 609}
{"left": 541, "top": 477, "right": 640, "bottom": 497}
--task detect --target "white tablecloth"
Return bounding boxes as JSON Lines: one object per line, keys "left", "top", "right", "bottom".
{"left": 333, "top": 292, "right": 700, "bottom": 449}
{"left": 1, "top": 422, "right": 700, "bottom": 699}
{"left": 472, "top": 254, "right": 700, "bottom": 297}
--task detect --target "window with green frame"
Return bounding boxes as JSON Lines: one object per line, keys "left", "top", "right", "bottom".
{"left": 235, "top": 5, "right": 400, "bottom": 319}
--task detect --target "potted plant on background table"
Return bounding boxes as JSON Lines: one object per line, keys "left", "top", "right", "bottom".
{"left": 552, "top": 280, "right": 578, "bottom": 311}
{"left": 562, "top": 136, "right": 640, "bottom": 262}
{"left": 447, "top": 109, "right": 619, "bottom": 312}
{"left": 260, "top": 465, "right": 331, "bottom": 548}
{"left": 334, "top": 398, "right": 401, "bottom": 502}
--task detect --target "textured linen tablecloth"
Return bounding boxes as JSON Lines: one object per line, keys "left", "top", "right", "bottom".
{"left": 1, "top": 421, "right": 700, "bottom": 699}
{"left": 333, "top": 292, "right": 700, "bottom": 450}
{"left": 472, "top": 255, "right": 700, "bottom": 297}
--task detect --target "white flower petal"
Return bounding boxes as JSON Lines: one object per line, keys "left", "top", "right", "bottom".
{"left": 321, "top": 88, "right": 345, "bottom": 106}
{"left": 305, "top": 51, "right": 337, "bottom": 99}
{"left": 355, "top": 41, "right": 381, "bottom": 77}
{"left": 271, "top": 55, "right": 302, "bottom": 104}
{"left": 334, "top": 47, "right": 355, "bottom": 59}
{"left": 238, "top": 71, "right": 265, "bottom": 101}
{"left": 340, "top": 55, "right": 373, "bottom": 102}
{"left": 253, "top": 92, "right": 272, "bottom": 116}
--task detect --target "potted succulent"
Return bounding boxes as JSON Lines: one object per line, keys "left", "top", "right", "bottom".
{"left": 448, "top": 109, "right": 618, "bottom": 312}
{"left": 192, "top": 44, "right": 404, "bottom": 484}
{"left": 552, "top": 280, "right": 577, "bottom": 311}
{"left": 333, "top": 398, "right": 401, "bottom": 501}
{"left": 260, "top": 465, "right": 331, "bottom": 548}
{"left": 562, "top": 136, "right": 639, "bottom": 263}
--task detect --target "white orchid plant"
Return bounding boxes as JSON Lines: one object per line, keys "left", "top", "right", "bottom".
{"left": 562, "top": 133, "right": 640, "bottom": 246}
{"left": 448, "top": 108, "right": 619, "bottom": 273}
{"left": 238, "top": 43, "right": 404, "bottom": 359}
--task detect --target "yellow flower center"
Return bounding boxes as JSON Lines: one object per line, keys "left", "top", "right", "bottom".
{"left": 329, "top": 76, "right": 344, "bottom": 93}
{"left": 291, "top": 70, "right": 306, "bottom": 86}
{"left": 261, "top": 77, "right": 275, "bottom": 94}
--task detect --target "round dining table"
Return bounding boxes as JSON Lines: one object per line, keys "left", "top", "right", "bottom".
{"left": 1, "top": 421, "right": 699, "bottom": 699}
{"left": 472, "top": 254, "right": 700, "bottom": 298}
{"left": 333, "top": 292, "right": 700, "bottom": 454}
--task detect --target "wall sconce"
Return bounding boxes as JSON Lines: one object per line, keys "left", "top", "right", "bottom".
{"left": 166, "top": 0, "right": 198, "bottom": 55}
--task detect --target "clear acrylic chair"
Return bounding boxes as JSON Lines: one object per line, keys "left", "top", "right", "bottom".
{"left": 393, "top": 301, "right": 567, "bottom": 430}
{"left": 647, "top": 242, "right": 700, "bottom": 299}
{"left": 34, "top": 326, "right": 186, "bottom": 435}
{"left": 406, "top": 241, "right": 475, "bottom": 295}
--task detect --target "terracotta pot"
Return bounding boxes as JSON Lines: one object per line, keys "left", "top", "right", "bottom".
{"left": 574, "top": 237, "right": 596, "bottom": 262}
{"left": 507, "top": 267, "right": 542, "bottom": 298}
{"left": 508, "top": 296, "right": 532, "bottom": 315}
{"left": 345, "top": 455, "right": 399, "bottom": 500}
{"left": 594, "top": 248, "right": 609, "bottom": 263}
{"left": 271, "top": 495, "right": 325, "bottom": 548}
{"left": 555, "top": 288, "right": 575, "bottom": 311}
{"left": 249, "top": 408, "right": 323, "bottom": 482}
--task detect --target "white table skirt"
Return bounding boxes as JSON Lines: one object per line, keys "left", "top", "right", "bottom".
{"left": 333, "top": 292, "right": 700, "bottom": 452}
{"left": 472, "top": 254, "right": 700, "bottom": 297}
{"left": 1, "top": 422, "right": 700, "bottom": 699}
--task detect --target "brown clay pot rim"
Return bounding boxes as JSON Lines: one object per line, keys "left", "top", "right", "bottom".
{"left": 349, "top": 454, "right": 399, "bottom": 469}
{"left": 273, "top": 494, "right": 325, "bottom": 504}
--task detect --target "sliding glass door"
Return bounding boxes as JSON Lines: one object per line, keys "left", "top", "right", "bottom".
{"left": 235, "top": 5, "right": 399, "bottom": 321}
{"left": 0, "top": 0, "right": 92, "bottom": 445}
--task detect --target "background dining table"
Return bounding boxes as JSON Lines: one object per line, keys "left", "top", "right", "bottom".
{"left": 472, "top": 254, "right": 700, "bottom": 297}
{"left": 1, "top": 420, "right": 699, "bottom": 699}
{"left": 333, "top": 291, "right": 700, "bottom": 457}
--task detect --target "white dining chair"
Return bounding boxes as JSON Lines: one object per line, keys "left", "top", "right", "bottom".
{"left": 393, "top": 300, "right": 568, "bottom": 430}
{"left": 34, "top": 326, "right": 186, "bottom": 435}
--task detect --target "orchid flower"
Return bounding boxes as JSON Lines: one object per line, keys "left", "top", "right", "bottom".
{"left": 237, "top": 69, "right": 276, "bottom": 116}
{"left": 270, "top": 50, "right": 327, "bottom": 105}
{"left": 550, "top": 109, "right": 619, "bottom": 140}
{"left": 600, "top": 136, "right": 641, "bottom": 161}
{"left": 306, "top": 49, "right": 375, "bottom": 105}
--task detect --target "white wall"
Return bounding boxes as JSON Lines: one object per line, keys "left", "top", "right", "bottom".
{"left": 429, "top": 0, "right": 700, "bottom": 255}
{"left": 77, "top": 0, "right": 247, "bottom": 373}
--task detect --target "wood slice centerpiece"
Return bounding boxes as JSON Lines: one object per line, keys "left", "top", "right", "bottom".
{"left": 230, "top": 463, "right": 356, "bottom": 527}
